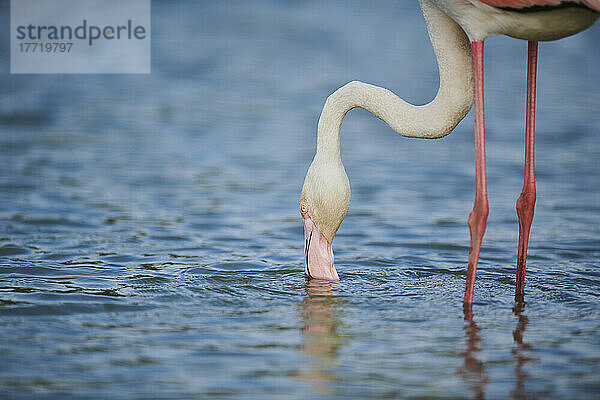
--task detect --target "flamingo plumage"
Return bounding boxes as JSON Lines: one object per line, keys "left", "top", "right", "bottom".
{"left": 300, "top": 0, "right": 599, "bottom": 305}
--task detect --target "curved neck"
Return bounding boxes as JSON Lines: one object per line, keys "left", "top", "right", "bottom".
{"left": 316, "top": 0, "right": 473, "bottom": 159}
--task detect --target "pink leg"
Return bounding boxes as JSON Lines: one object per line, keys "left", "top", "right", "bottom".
{"left": 464, "top": 41, "right": 489, "bottom": 305}
{"left": 515, "top": 41, "right": 538, "bottom": 301}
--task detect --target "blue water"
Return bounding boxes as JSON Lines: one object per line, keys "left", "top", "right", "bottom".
{"left": 1, "top": 1, "right": 600, "bottom": 398}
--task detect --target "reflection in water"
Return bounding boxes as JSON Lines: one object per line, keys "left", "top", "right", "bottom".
{"left": 458, "top": 306, "right": 488, "bottom": 400}
{"left": 296, "top": 279, "right": 342, "bottom": 393}
{"left": 511, "top": 302, "right": 537, "bottom": 400}
{"left": 459, "top": 304, "right": 538, "bottom": 400}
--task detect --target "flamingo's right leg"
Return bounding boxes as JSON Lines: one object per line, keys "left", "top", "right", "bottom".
{"left": 515, "top": 41, "right": 538, "bottom": 302}
{"left": 464, "top": 40, "right": 489, "bottom": 306}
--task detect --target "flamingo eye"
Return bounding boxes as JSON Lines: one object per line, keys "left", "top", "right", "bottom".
{"left": 300, "top": 204, "right": 308, "bottom": 214}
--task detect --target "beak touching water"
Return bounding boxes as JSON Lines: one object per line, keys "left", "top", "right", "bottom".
{"left": 302, "top": 213, "right": 339, "bottom": 281}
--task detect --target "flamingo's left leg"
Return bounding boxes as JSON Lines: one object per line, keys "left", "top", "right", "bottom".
{"left": 515, "top": 41, "right": 538, "bottom": 301}
{"left": 464, "top": 40, "right": 489, "bottom": 305}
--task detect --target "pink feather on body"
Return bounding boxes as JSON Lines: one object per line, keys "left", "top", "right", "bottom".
{"left": 472, "top": 0, "right": 600, "bottom": 12}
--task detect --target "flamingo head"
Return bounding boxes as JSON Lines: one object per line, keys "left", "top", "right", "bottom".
{"left": 299, "top": 155, "right": 350, "bottom": 281}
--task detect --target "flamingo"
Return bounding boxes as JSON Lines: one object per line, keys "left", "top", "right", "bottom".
{"left": 299, "top": 0, "right": 599, "bottom": 305}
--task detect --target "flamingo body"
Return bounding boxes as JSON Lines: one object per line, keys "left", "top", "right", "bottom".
{"left": 476, "top": 0, "right": 599, "bottom": 10}
{"left": 432, "top": 0, "right": 599, "bottom": 41}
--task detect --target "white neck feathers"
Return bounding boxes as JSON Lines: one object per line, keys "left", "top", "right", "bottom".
{"left": 315, "top": 0, "right": 473, "bottom": 160}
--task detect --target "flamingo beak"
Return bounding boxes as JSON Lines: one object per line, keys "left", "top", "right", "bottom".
{"left": 302, "top": 214, "right": 339, "bottom": 281}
